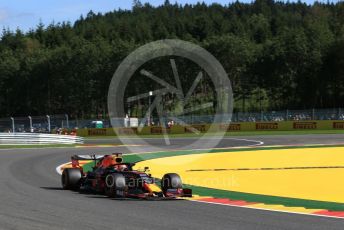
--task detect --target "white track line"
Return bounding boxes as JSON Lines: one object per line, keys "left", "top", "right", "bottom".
{"left": 55, "top": 147, "right": 344, "bottom": 220}
{"left": 54, "top": 138, "right": 344, "bottom": 220}
{"left": 140, "top": 137, "right": 264, "bottom": 153}
{"left": 55, "top": 137, "right": 263, "bottom": 175}
{"left": 55, "top": 161, "right": 344, "bottom": 220}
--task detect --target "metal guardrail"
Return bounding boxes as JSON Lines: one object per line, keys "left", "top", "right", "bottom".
{"left": 0, "top": 133, "right": 84, "bottom": 145}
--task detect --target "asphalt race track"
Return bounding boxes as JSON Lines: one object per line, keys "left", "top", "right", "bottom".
{"left": 0, "top": 135, "right": 344, "bottom": 230}
{"left": 86, "top": 134, "right": 344, "bottom": 147}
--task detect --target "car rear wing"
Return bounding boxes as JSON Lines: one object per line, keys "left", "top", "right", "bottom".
{"left": 71, "top": 155, "right": 106, "bottom": 161}
{"left": 71, "top": 153, "right": 123, "bottom": 160}
{"left": 70, "top": 153, "right": 125, "bottom": 168}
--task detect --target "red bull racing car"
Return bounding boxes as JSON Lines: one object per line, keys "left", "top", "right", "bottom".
{"left": 61, "top": 153, "right": 192, "bottom": 199}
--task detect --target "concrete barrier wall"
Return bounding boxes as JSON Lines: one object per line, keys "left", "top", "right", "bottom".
{"left": 77, "top": 120, "right": 344, "bottom": 136}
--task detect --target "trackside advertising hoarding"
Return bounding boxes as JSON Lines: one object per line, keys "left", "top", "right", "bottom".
{"left": 333, "top": 122, "right": 344, "bottom": 129}
{"left": 76, "top": 120, "right": 344, "bottom": 136}
{"left": 293, "top": 122, "right": 317, "bottom": 129}
{"left": 256, "top": 123, "right": 279, "bottom": 130}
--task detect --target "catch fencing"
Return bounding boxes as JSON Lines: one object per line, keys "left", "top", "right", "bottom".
{"left": 1, "top": 108, "right": 344, "bottom": 132}
{"left": 0, "top": 114, "right": 69, "bottom": 133}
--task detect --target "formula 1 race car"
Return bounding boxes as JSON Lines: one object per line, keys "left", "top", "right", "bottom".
{"left": 61, "top": 153, "right": 192, "bottom": 199}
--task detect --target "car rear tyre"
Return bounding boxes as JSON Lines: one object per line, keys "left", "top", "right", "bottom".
{"left": 161, "top": 173, "right": 182, "bottom": 192}
{"left": 61, "top": 168, "right": 82, "bottom": 190}
{"left": 104, "top": 173, "right": 126, "bottom": 198}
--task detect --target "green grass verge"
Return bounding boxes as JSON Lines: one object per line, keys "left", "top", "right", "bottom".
{"left": 81, "top": 144, "right": 344, "bottom": 210}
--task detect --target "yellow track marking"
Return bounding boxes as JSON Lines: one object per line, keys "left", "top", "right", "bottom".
{"left": 246, "top": 203, "right": 323, "bottom": 214}
{"left": 135, "top": 147, "right": 344, "bottom": 203}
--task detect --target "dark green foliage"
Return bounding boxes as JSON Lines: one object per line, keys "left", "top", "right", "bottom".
{"left": 1, "top": 0, "right": 344, "bottom": 117}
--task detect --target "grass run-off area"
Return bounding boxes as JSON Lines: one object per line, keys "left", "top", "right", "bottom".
{"left": 84, "top": 129, "right": 344, "bottom": 139}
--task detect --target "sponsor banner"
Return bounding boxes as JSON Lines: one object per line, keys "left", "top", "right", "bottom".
{"left": 150, "top": 127, "right": 170, "bottom": 134}
{"left": 184, "top": 125, "right": 206, "bottom": 133}
{"left": 293, "top": 122, "right": 317, "bottom": 129}
{"left": 256, "top": 122, "right": 278, "bottom": 130}
{"left": 88, "top": 128, "right": 107, "bottom": 136}
{"left": 219, "top": 124, "right": 241, "bottom": 131}
{"left": 333, "top": 122, "right": 344, "bottom": 129}
{"left": 118, "top": 127, "right": 138, "bottom": 135}
{"left": 77, "top": 120, "right": 344, "bottom": 136}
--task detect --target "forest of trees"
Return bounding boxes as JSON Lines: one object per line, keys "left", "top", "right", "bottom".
{"left": 1, "top": 0, "right": 344, "bottom": 118}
